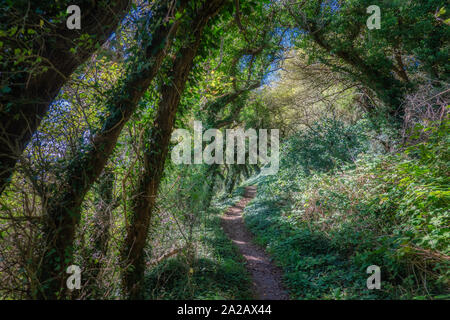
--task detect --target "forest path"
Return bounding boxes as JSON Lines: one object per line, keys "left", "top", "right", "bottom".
{"left": 221, "top": 186, "right": 289, "bottom": 300}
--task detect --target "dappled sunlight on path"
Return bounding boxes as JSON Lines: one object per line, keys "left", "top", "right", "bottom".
{"left": 221, "top": 186, "right": 289, "bottom": 300}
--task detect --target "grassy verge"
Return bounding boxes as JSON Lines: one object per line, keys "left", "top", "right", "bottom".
{"left": 242, "top": 121, "right": 449, "bottom": 300}
{"left": 243, "top": 197, "right": 379, "bottom": 299}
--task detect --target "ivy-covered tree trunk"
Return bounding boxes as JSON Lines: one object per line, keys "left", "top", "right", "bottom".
{"left": 121, "top": 0, "right": 228, "bottom": 299}
{"left": 226, "top": 165, "right": 239, "bottom": 194}
{"left": 0, "top": 0, "right": 131, "bottom": 195}
{"left": 35, "top": 0, "right": 187, "bottom": 299}
{"left": 86, "top": 168, "right": 115, "bottom": 298}
{"left": 204, "top": 164, "right": 221, "bottom": 208}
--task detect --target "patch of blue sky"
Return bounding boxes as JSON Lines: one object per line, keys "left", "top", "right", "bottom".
{"left": 28, "top": 99, "right": 72, "bottom": 161}
{"left": 322, "top": 0, "right": 340, "bottom": 13}
{"left": 261, "top": 28, "right": 298, "bottom": 86}
{"left": 28, "top": 96, "right": 95, "bottom": 163}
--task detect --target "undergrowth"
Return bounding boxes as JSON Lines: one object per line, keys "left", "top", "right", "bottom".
{"left": 243, "top": 119, "right": 449, "bottom": 299}
{"left": 144, "top": 188, "right": 252, "bottom": 299}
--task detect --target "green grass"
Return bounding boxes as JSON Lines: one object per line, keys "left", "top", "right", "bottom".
{"left": 243, "top": 198, "right": 383, "bottom": 299}
{"left": 241, "top": 120, "right": 449, "bottom": 300}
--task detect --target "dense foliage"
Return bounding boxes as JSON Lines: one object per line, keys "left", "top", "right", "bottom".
{"left": 245, "top": 118, "right": 449, "bottom": 299}
{"left": 0, "top": 0, "right": 448, "bottom": 300}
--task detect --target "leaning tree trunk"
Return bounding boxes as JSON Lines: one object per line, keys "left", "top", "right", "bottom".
{"left": 121, "top": 0, "right": 228, "bottom": 299}
{"left": 204, "top": 164, "right": 221, "bottom": 208}
{"left": 85, "top": 168, "right": 115, "bottom": 298}
{"left": 0, "top": 0, "right": 130, "bottom": 195}
{"left": 35, "top": 0, "right": 187, "bottom": 299}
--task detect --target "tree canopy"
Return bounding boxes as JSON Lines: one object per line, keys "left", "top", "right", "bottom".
{"left": 0, "top": 0, "right": 448, "bottom": 300}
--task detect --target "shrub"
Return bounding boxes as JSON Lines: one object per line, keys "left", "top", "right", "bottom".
{"left": 246, "top": 119, "right": 449, "bottom": 299}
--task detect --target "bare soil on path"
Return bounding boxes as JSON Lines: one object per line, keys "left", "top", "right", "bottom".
{"left": 221, "top": 186, "right": 289, "bottom": 300}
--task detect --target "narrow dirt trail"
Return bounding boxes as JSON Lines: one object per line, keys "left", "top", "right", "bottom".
{"left": 221, "top": 186, "right": 289, "bottom": 300}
